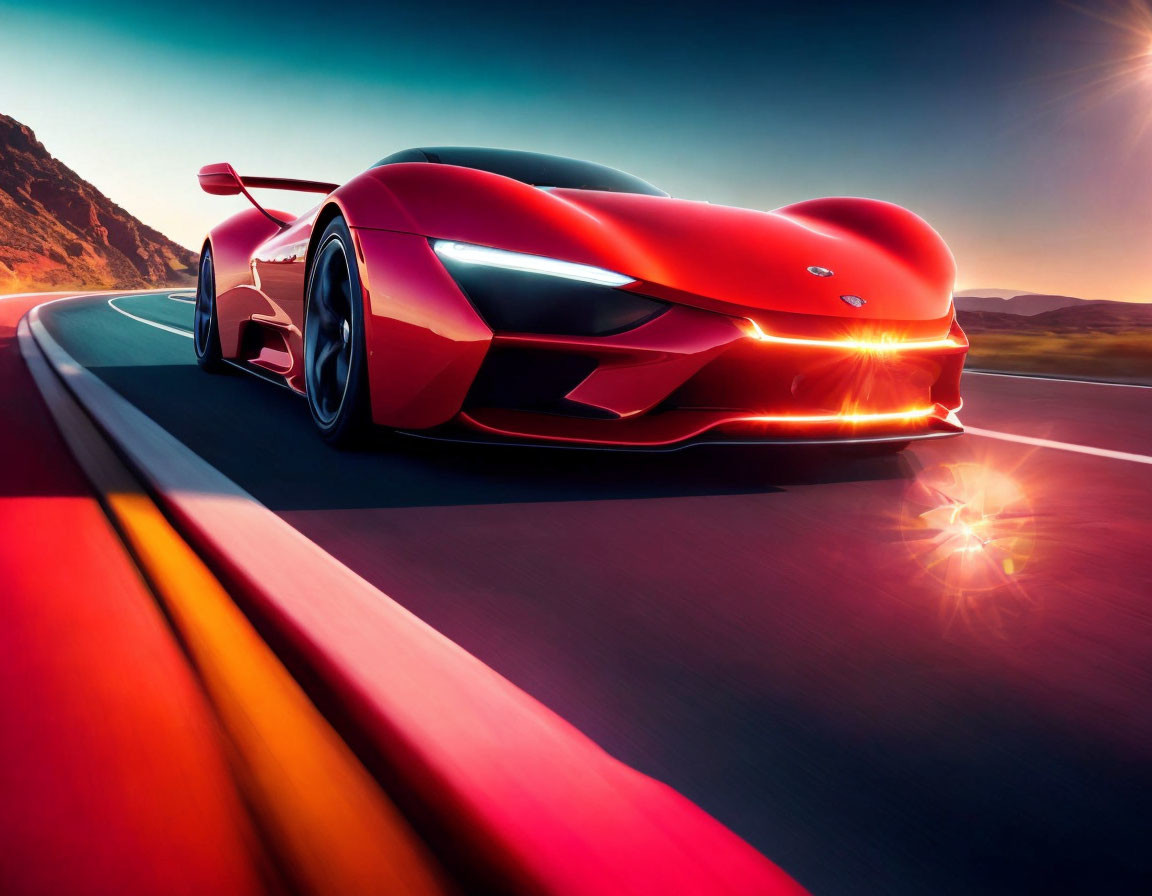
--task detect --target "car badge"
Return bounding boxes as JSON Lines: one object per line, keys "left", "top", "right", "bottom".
{"left": 806, "top": 266, "right": 834, "bottom": 277}
{"left": 840, "top": 295, "right": 867, "bottom": 308}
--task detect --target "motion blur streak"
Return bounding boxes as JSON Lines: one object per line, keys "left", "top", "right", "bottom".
{"left": 26, "top": 292, "right": 807, "bottom": 896}
{"left": 2, "top": 297, "right": 268, "bottom": 896}
{"left": 27, "top": 335, "right": 449, "bottom": 896}
{"left": 102, "top": 489, "right": 451, "bottom": 895}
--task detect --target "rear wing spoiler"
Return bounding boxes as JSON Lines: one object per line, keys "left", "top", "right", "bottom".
{"left": 198, "top": 162, "right": 337, "bottom": 227}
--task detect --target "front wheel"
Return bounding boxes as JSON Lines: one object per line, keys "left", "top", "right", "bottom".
{"left": 194, "top": 245, "right": 224, "bottom": 372}
{"left": 303, "top": 217, "right": 371, "bottom": 446}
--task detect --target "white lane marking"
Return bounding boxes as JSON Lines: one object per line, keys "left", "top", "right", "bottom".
{"left": 965, "top": 370, "right": 1151, "bottom": 389}
{"left": 71, "top": 292, "right": 1152, "bottom": 467}
{"left": 107, "top": 296, "right": 193, "bottom": 338}
{"left": 966, "top": 426, "right": 1152, "bottom": 466}
{"left": 1, "top": 290, "right": 92, "bottom": 301}
{"left": 169, "top": 293, "right": 196, "bottom": 304}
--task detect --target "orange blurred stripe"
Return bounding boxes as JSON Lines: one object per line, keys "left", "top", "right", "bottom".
{"left": 104, "top": 490, "right": 450, "bottom": 896}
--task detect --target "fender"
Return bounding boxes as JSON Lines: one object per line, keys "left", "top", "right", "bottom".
{"left": 778, "top": 197, "right": 956, "bottom": 292}
{"left": 205, "top": 207, "right": 294, "bottom": 357}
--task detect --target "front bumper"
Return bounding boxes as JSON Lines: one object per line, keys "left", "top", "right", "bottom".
{"left": 455, "top": 303, "right": 967, "bottom": 448}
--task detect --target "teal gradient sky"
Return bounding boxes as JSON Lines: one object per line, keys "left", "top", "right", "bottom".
{"left": 1, "top": 0, "right": 1150, "bottom": 300}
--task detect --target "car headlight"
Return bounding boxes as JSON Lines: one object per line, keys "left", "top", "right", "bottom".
{"left": 432, "top": 239, "right": 667, "bottom": 337}
{"left": 432, "top": 240, "right": 635, "bottom": 286}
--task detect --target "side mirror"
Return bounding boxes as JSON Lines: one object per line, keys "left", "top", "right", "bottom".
{"left": 198, "top": 162, "right": 244, "bottom": 196}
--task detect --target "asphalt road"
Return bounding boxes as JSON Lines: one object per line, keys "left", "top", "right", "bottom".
{"left": 38, "top": 292, "right": 1152, "bottom": 895}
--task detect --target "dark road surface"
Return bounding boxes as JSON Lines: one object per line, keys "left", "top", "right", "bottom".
{"left": 39, "top": 292, "right": 1152, "bottom": 894}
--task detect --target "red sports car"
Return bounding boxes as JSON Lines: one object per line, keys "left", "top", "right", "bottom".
{"left": 195, "top": 147, "right": 966, "bottom": 450}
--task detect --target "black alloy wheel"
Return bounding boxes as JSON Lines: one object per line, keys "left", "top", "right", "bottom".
{"left": 303, "top": 216, "right": 370, "bottom": 445}
{"left": 194, "top": 245, "right": 224, "bottom": 371}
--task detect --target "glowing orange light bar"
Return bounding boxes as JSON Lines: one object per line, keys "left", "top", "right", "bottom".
{"left": 746, "top": 406, "right": 937, "bottom": 424}
{"left": 743, "top": 318, "right": 961, "bottom": 351}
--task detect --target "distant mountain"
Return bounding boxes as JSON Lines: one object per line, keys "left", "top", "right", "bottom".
{"left": 958, "top": 301, "right": 1152, "bottom": 333}
{"left": 0, "top": 113, "right": 196, "bottom": 293}
{"left": 1026, "top": 301, "right": 1152, "bottom": 330}
{"left": 953, "top": 293, "right": 1111, "bottom": 316}
{"left": 954, "top": 288, "right": 1035, "bottom": 300}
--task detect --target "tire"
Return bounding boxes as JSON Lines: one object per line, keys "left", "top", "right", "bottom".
{"left": 303, "top": 216, "right": 371, "bottom": 447}
{"left": 194, "top": 245, "right": 225, "bottom": 372}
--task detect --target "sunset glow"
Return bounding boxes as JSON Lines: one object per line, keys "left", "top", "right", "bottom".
{"left": 0, "top": 1, "right": 1149, "bottom": 301}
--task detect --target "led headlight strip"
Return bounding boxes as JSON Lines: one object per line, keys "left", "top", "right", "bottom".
{"left": 433, "top": 240, "right": 634, "bottom": 287}
{"left": 747, "top": 406, "right": 937, "bottom": 424}
{"left": 744, "top": 318, "right": 962, "bottom": 351}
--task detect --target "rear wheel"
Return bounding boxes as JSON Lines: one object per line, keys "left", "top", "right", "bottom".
{"left": 194, "top": 245, "right": 224, "bottom": 371}
{"left": 303, "top": 217, "right": 370, "bottom": 446}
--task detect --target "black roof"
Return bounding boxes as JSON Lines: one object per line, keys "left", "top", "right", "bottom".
{"left": 373, "top": 147, "right": 666, "bottom": 197}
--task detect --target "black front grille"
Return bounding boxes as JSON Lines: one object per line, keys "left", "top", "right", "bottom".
{"left": 465, "top": 348, "right": 614, "bottom": 418}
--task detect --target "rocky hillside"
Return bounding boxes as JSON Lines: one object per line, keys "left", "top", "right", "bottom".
{"left": 0, "top": 114, "right": 196, "bottom": 292}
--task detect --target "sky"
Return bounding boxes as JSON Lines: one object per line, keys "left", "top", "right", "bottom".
{"left": 1, "top": 0, "right": 1150, "bottom": 300}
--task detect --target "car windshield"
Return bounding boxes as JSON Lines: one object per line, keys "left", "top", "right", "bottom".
{"left": 373, "top": 147, "right": 667, "bottom": 197}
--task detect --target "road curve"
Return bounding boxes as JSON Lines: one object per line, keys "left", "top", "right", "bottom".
{"left": 34, "top": 291, "right": 1152, "bottom": 894}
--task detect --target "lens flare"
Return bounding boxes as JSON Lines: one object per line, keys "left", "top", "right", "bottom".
{"left": 900, "top": 461, "right": 1038, "bottom": 640}
{"left": 1054, "top": 1, "right": 1152, "bottom": 147}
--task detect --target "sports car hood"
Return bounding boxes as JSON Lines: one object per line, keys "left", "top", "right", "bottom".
{"left": 547, "top": 189, "right": 956, "bottom": 324}
{"left": 343, "top": 165, "right": 954, "bottom": 327}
